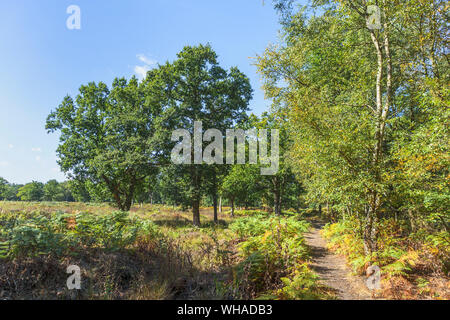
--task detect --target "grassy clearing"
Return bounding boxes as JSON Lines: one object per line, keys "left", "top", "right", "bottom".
{"left": 0, "top": 202, "right": 326, "bottom": 300}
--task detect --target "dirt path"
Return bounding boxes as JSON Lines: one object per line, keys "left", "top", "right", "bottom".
{"left": 304, "top": 221, "right": 374, "bottom": 300}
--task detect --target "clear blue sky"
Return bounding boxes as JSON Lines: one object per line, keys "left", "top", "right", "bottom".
{"left": 0, "top": 0, "right": 286, "bottom": 184}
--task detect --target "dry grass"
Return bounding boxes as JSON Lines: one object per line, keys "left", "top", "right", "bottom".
{"left": 0, "top": 201, "right": 238, "bottom": 300}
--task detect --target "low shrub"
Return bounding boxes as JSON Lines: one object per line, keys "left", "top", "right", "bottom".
{"left": 322, "top": 217, "right": 449, "bottom": 299}
{"left": 0, "top": 210, "right": 160, "bottom": 259}
{"left": 230, "top": 215, "right": 326, "bottom": 299}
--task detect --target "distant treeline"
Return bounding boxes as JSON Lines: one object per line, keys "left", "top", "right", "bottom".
{"left": 0, "top": 172, "right": 304, "bottom": 215}
{"left": 0, "top": 179, "right": 73, "bottom": 202}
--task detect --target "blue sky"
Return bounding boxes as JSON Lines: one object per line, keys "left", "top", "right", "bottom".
{"left": 0, "top": 0, "right": 286, "bottom": 184}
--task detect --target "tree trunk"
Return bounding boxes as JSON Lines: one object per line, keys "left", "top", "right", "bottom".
{"left": 408, "top": 209, "right": 417, "bottom": 233}
{"left": 124, "top": 193, "right": 133, "bottom": 211}
{"left": 273, "top": 176, "right": 282, "bottom": 215}
{"left": 344, "top": 206, "right": 350, "bottom": 222}
{"left": 191, "top": 166, "right": 201, "bottom": 226}
{"left": 212, "top": 170, "right": 218, "bottom": 223}
{"left": 362, "top": 11, "right": 392, "bottom": 256}
{"left": 230, "top": 198, "right": 235, "bottom": 217}
{"left": 274, "top": 190, "right": 281, "bottom": 215}
{"left": 192, "top": 199, "right": 201, "bottom": 226}
{"left": 219, "top": 196, "right": 222, "bottom": 213}
{"left": 213, "top": 193, "right": 218, "bottom": 223}
{"left": 363, "top": 200, "right": 379, "bottom": 255}
{"left": 114, "top": 192, "right": 124, "bottom": 211}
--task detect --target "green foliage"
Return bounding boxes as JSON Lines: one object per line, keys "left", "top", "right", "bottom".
{"left": 67, "top": 179, "right": 91, "bottom": 202}
{"left": 230, "top": 215, "right": 318, "bottom": 299}
{"left": 46, "top": 43, "right": 253, "bottom": 222}
{"left": 322, "top": 217, "right": 448, "bottom": 281}
{"left": 0, "top": 177, "right": 8, "bottom": 200}
{"left": 278, "top": 265, "right": 323, "bottom": 300}
{"left": 0, "top": 210, "right": 160, "bottom": 259}
{"left": 232, "top": 209, "right": 268, "bottom": 217}
{"left": 220, "top": 112, "right": 304, "bottom": 215}
{"left": 322, "top": 220, "right": 367, "bottom": 273}
{"left": 157, "top": 166, "right": 192, "bottom": 210}
{"left": 221, "top": 165, "right": 262, "bottom": 213}
{"left": 46, "top": 76, "right": 161, "bottom": 211}
{"left": 154, "top": 44, "right": 253, "bottom": 225}
{"left": 259, "top": 0, "right": 449, "bottom": 255}
{"left": 43, "top": 180, "right": 71, "bottom": 202}
{"left": 17, "top": 181, "right": 44, "bottom": 201}
{"left": 2, "top": 183, "right": 22, "bottom": 201}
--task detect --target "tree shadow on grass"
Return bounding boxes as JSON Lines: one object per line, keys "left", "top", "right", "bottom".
{"left": 152, "top": 218, "right": 229, "bottom": 230}
{"left": 152, "top": 218, "right": 192, "bottom": 229}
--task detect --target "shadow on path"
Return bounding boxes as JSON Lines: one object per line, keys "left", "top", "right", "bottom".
{"left": 304, "top": 221, "right": 374, "bottom": 300}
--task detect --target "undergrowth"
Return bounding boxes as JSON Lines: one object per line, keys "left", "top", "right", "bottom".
{"left": 322, "top": 217, "right": 449, "bottom": 299}
{"left": 230, "top": 215, "right": 331, "bottom": 299}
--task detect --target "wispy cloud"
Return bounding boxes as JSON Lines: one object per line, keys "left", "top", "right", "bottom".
{"left": 0, "top": 161, "right": 8, "bottom": 167}
{"left": 134, "top": 65, "right": 150, "bottom": 80}
{"left": 137, "top": 54, "right": 157, "bottom": 66}
{"left": 134, "top": 54, "right": 157, "bottom": 80}
{"left": 8, "top": 144, "right": 13, "bottom": 149}
{"left": 31, "top": 147, "right": 42, "bottom": 152}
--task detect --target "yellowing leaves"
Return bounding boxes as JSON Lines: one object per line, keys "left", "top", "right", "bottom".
{"left": 261, "top": 230, "right": 273, "bottom": 244}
